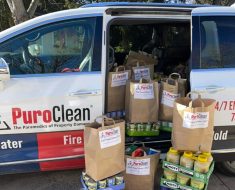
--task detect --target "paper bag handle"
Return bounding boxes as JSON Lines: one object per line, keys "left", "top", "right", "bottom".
{"left": 95, "top": 115, "right": 116, "bottom": 128}
{"left": 187, "top": 92, "right": 205, "bottom": 108}
{"left": 115, "top": 66, "right": 125, "bottom": 72}
{"left": 169, "top": 73, "right": 181, "bottom": 80}
{"left": 139, "top": 78, "right": 151, "bottom": 84}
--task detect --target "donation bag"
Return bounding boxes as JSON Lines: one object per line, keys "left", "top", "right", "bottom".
{"left": 169, "top": 73, "right": 187, "bottom": 97}
{"left": 159, "top": 77, "right": 180, "bottom": 122}
{"left": 124, "top": 145, "right": 160, "bottom": 190}
{"left": 84, "top": 116, "right": 125, "bottom": 181}
{"left": 172, "top": 92, "right": 216, "bottom": 152}
{"left": 107, "top": 66, "right": 131, "bottom": 112}
{"left": 125, "top": 78, "right": 159, "bottom": 123}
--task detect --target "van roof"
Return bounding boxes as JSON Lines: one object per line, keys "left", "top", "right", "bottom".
{"left": 82, "top": 2, "right": 210, "bottom": 9}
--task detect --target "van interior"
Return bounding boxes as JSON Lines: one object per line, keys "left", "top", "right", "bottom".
{"left": 106, "top": 19, "right": 191, "bottom": 149}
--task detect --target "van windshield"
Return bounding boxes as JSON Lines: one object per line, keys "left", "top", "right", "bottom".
{"left": 199, "top": 16, "right": 235, "bottom": 69}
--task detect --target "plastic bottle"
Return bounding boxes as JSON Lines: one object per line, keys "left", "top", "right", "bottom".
{"left": 166, "top": 147, "right": 180, "bottom": 164}
{"left": 177, "top": 151, "right": 194, "bottom": 185}
{"left": 190, "top": 178, "right": 205, "bottom": 190}
{"left": 202, "top": 152, "right": 213, "bottom": 165}
{"left": 163, "top": 147, "right": 180, "bottom": 181}
{"left": 194, "top": 155, "right": 210, "bottom": 173}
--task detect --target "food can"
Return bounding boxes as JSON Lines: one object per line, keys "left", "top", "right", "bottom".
{"left": 117, "top": 111, "right": 122, "bottom": 118}
{"left": 152, "top": 123, "right": 160, "bottom": 131}
{"left": 83, "top": 174, "right": 90, "bottom": 185}
{"left": 162, "top": 121, "right": 168, "bottom": 127}
{"left": 82, "top": 170, "right": 86, "bottom": 180}
{"left": 126, "top": 122, "right": 130, "bottom": 130}
{"left": 87, "top": 178, "right": 97, "bottom": 190}
{"left": 145, "top": 123, "right": 152, "bottom": 131}
{"left": 115, "top": 174, "right": 124, "bottom": 185}
{"left": 98, "top": 179, "right": 107, "bottom": 189}
{"left": 106, "top": 112, "right": 111, "bottom": 118}
{"left": 107, "top": 176, "right": 116, "bottom": 187}
{"left": 137, "top": 123, "right": 144, "bottom": 131}
{"left": 110, "top": 111, "right": 117, "bottom": 118}
{"left": 168, "top": 122, "right": 173, "bottom": 128}
{"left": 129, "top": 123, "right": 136, "bottom": 131}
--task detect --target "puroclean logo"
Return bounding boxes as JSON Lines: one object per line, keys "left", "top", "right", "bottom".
{"left": 163, "top": 181, "right": 178, "bottom": 189}
{"left": 165, "top": 163, "right": 179, "bottom": 172}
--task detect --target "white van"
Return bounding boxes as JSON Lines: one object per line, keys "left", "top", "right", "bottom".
{"left": 0, "top": 2, "right": 234, "bottom": 175}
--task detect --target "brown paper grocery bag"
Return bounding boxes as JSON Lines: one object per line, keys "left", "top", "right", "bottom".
{"left": 125, "top": 79, "right": 159, "bottom": 123}
{"left": 124, "top": 150, "right": 160, "bottom": 190}
{"left": 107, "top": 66, "right": 131, "bottom": 112}
{"left": 159, "top": 78, "right": 180, "bottom": 122}
{"left": 84, "top": 116, "right": 125, "bottom": 181}
{"left": 126, "top": 51, "right": 157, "bottom": 79}
{"left": 169, "top": 73, "right": 187, "bottom": 97}
{"left": 172, "top": 92, "right": 216, "bottom": 152}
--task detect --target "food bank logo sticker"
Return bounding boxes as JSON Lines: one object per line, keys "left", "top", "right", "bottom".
{"left": 0, "top": 115, "right": 11, "bottom": 130}
{"left": 126, "top": 158, "right": 150, "bottom": 175}
{"left": 99, "top": 127, "right": 121, "bottom": 149}
{"left": 111, "top": 72, "right": 129, "bottom": 87}
{"left": 133, "top": 67, "right": 150, "bottom": 80}
{"left": 134, "top": 83, "right": 154, "bottom": 99}
{"left": 183, "top": 112, "right": 209, "bottom": 129}
{"left": 161, "top": 90, "right": 180, "bottom": 108}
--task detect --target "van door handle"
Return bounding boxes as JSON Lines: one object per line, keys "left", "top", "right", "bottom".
{"left": 69, "top": 89, "right": 101, "bottom": 96}
{"left": 195, "top": 86, "right": 225, "bottom": 94}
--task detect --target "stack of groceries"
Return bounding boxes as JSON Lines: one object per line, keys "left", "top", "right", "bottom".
{"left": 160, "top": 147, "right": 214, "bottom": 190}
{"left": 81, "top": 171, "right": 124, "bottom": 190}
{"left": 160, "top": 92, "right": 216, "bottom": 190}
{"left": 81, "top": 50, "right": 217, "bottom": 190}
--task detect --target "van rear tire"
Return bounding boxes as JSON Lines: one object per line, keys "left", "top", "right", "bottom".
{"left": 216, "top": 161, "right": 235, "bottom": 176}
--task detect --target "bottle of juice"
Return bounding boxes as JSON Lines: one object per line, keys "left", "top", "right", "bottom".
{"left": 202, "top": 152, "right": 213, "bottom": 165}
{"left": 166, "top": 147, "right": 180, "bottom": 164}
{"left": 190, "top": 178, "right": 205, "bottom": 190}
{"left": 194, "top": 155, "right": 210, "bottom": 173}
{"left": 177, "top": 151, "right": 194, "bottom": 185}
{"left": 163, "top": 147, "right": 180, "bottom": 181}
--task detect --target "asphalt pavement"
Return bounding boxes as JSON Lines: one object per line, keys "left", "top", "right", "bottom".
{"left": 0, "top": 167, "right": 234, "bottom": 190}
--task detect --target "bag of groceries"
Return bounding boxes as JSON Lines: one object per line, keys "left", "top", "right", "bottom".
{"left": 159, "top": 73, "right": 187, "bottom": 122}
{"left": 125, "top": 78, "right": 159, "bottom": 123}
{"left": 124, "top": 143, "right": 160, "bottom": 190}
{"left": 159, "top": 77, "right": 180, "bottom": 122}
{"left": 107, "top": 66, "right": 131, "bottom": 112}
{"left": 84, "top": 116, "right": 125, "bottom": 181}
{"left": 126, "top": 51, "right": 157, "bottom": 79}
{"left": 168, "top": 73, "right": 187, "bottom": 97}
{"left": 172, "top": 92, "right": 216, "bottom": 152}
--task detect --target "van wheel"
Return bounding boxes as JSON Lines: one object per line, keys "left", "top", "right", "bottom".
{"left": 216, "top": 161, "right": 235, "bottom": 176}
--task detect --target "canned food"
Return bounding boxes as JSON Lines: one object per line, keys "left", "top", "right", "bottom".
{"left": 107, "top": 176, "right": 116, "bottom": 187}
{"left": 129, "top": 123, "right": 136, "bottom": 131}
{"left": 106, "top": 112, "right": 111, "bottom": 118}
{"left": 83, "top": 174, "right": 90, "bottom": 185}
{"left": 98, "top": 179, "right": 107, "bottom": 189}
{"left": 110, "top": 111, "right": 117, "bottom": 118}
{"left": 126, "top": 123, "right": 130, "bottom": 130}
{"left": 162, "top": 121, "right": 168, "bottom": 127}
{"left": 87, "top": 178, "right": 97, "bottom": 190}
{"left": 82, "top": 170, "right": 86, "bottom": 180}
{"left": 137, "top": 123, "right": 144, "bottom": 131}
{"left": 168, "top": 122, "right": 173, "bottom": 128}
{"left": 152, "top": 123, "right": 160, "bottom": 131}
{"left": 145, "top": 123, "right": 152, "bottom": 131}
{"left": 115, "top": 174, "right": 124, "bottom": 185}
{"left": 117, "top": 111, "right": 122, "bottom": 118}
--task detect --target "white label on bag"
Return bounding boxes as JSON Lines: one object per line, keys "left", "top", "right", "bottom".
{"left": 99, "top": 127, "right": 121, "bottom": 149}
{"left": 161, "top": 90, "right": 180, "bottom": 107}
{"left": 133, "top": 68, "right": 150, "bottom": 80}
{"left": 134, "top": 83, "right": 154, "bottom": 99}
{"left": 111, "top": 72, "right": 129, "bottom": 87}
{"left": 183, "top": 112, "right": 209, "bottom": 129}
{"left": 126, "top": 158, "right": 150, "bottom": 175}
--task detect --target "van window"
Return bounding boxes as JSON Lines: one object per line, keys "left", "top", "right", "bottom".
{"left": 0, "top": 17, "right": 102, "bottom": 75}
{"left": 199, "top": 16, "right": 235, "bottom": 69}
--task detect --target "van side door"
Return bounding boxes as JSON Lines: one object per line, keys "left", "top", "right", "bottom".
{"left": 190, "top": 7, "right": 235, "bottom": 158}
